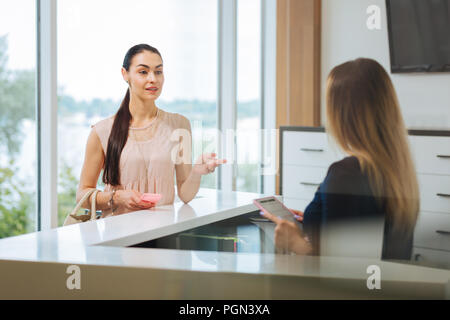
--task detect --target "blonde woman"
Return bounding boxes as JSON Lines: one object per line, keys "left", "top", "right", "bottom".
{"left": 264, "top": 58, "right": 419, "bottom": 259}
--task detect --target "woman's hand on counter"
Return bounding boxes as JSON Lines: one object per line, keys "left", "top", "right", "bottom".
{"left": 114, "top": 190, "right": 155, "bottom": 212}
{"left": 192, "top": 153, "right": 227, "bottom": 176}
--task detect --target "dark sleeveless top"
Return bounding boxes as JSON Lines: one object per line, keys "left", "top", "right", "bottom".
{"left": 303, "top": 156, "right": 413, "bottom": 260}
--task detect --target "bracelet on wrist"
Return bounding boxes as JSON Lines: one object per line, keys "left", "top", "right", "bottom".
{"left": 109, "top": 189, "right": 117, "bottom": 215}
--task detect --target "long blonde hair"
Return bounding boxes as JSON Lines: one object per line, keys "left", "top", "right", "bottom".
{"left": 326, "top": 58, "right": 419, "bottom": 235}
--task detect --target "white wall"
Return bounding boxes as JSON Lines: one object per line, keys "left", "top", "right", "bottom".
{"left": 321, "top": 0, "right": 450, "bottom": 129}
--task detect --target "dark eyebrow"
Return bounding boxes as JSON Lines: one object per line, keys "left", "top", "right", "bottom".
{"left": 136, "top": 64, "right": 163, "bottom": 69}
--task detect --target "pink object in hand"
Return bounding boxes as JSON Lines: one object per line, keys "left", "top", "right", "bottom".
{"left": 140, "top": 193, "right": 162, "bottom": 204}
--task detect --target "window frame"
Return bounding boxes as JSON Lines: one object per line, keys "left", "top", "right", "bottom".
{"left": 37, "top": 0, "right": 58, "bottom": 230}
{"left": 261, "top": 0, "right": 276, "bottom": 195}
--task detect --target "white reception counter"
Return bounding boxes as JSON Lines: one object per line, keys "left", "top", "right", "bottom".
{"left": 0, "top": 188, "right": 449, "bottom": 299}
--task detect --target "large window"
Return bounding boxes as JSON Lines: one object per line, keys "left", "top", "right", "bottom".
{"left": 0, "top": 0, "right": 37, "bottom": 238}
{"left": 236, "top": 0, "right": 261, "bottom": 192}
{"left": 57, "top": 0, "right": 218, "bottom": 225}
{"left": 0, "top": 0, "right": 268, "bottom": 234}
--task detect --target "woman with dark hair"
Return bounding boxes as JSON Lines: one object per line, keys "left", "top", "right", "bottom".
{"left": 76, "top": 44, "right": 226, "bottom": 216}
{"left": 264, "top": 58, "right": 419, "bottom": 260}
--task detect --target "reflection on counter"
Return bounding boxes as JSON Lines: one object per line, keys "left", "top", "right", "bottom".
{"left": 130, "top": 210, "right": 281, "bottom": 254}
{"left": 129, "top": 207, "right": 450, "bottom": 271}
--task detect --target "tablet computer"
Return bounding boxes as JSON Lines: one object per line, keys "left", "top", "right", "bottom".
{"left": 253, "top": 196, "right": 302, "bottom": 228}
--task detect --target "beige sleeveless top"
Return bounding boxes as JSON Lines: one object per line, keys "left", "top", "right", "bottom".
{"left": 92, "top": 108, "right": 191, "bottom": 216}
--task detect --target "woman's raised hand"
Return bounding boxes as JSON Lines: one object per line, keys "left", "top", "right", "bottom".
{"left": 114, "top": 190, "right": 155, "bottom": 212}
{"left": 192, "top": 153, "right": 227, "bottom": 175}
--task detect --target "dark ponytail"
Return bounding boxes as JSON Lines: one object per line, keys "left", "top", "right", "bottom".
{"left": 102, "top": 44, "right": 162, "bottom": 186}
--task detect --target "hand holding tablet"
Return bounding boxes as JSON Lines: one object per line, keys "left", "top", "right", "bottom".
{"left": 253, "top": 196, "right": 303, "bottom": 227}
{"left": 254, "top": 196, "right": 310, "bottom": 255}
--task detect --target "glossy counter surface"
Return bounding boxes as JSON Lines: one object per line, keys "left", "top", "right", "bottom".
{"left": 0, "top": 188, "right": 449, "bottom": 299}
{"left": 0, "top": 188, "right": 263, "bottom": 260}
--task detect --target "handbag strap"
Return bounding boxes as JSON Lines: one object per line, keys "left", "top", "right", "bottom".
{"left": 70, "top": 188, "right": 97, "bottom": 218}
{"left": 89, "top": 189, "right": 99, "bottom": 220}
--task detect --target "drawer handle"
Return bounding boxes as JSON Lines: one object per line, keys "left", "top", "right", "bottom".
{"left": 300, "top": 148, "right": 324, "bottom": 152}
{"left": 436, "top": 155, "right": 450, "bottom": 159}
{"left": 436, "top": 193, "right": 450, "bottom": 198}
{"left": 436, "top": 230, "right": 450, "bottom": 235}
{"left": 300, "top": 182, "right": 321, "bottom": 187}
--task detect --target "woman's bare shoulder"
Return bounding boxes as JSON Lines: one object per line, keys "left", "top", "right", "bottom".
{"left": 90, "top": 115, "right": 115, "bottom": 153}
{"left": 91, "top": 115, "right": 115, "bottom": 130}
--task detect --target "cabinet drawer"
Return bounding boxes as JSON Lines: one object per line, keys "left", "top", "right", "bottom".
{"left": 283, "top": 197, "right": 311, "bottom": 212}
{"left": 412, "top": 247, "right": 450, "bottom": 269}
{"left": 283, "top": 131, "right": 343, "bottom": 167}
{"left": 413, "top": 211, "right": 450, "bottom": 252}
{"left": 418, "top": 174, "right": 450, "bottom": 213}
{"left": 409, "top": 136, "right": 450, "bottom": 175}
{"left": 282, "top": 165, "right": 327, "bottom": 200}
